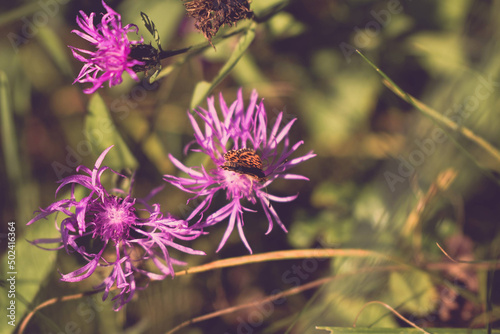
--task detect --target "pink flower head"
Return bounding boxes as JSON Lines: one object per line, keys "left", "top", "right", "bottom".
{"left": 164, "top": 89, "right": 315, "bottom": 253}
{"left": 69, "top": 0, "right": 146, "bottom": 94}
{"left": 28, "top": 146, "right": 205, "bottom": 310}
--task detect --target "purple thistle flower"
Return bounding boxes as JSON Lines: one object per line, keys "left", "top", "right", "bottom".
{"left": 28, "top": 146, "right": 205, "bottom": 310}
{"left": 69, "top": 0, "right": 147, "bottom": 94}
{"left": 164, "top": 89, "right": 316, "bottom": 253}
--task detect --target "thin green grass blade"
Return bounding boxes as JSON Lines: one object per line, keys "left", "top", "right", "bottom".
{"left": 0, "top": 71, "right": 21, "bottom": 183}
{"left": 356, "top": 50, "right": 500, "bottom": 172}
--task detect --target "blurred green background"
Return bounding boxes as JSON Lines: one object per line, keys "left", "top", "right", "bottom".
{"left": 2, "top": 0, "right": 500, "bottom": 333}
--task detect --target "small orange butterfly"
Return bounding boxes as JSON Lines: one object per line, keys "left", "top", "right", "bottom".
{"left": 220, "top": 148, "right": 267, "bottom": 182}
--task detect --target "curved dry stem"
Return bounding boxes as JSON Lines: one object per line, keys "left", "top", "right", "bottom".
{"left": 18, "top": 289, "right": 103, "bottom": 334}
{"left": 165, "top": 275, "right": 335, "bottom": 334}
{"left": 17, "top": 248, "right": 392, "bottom": 332}
{"left": 436, "top": 242, "right": 500, "bottom": 264}
{"left": 175, "top": 248, "right": 400, "bottom": 276}
{"left": 353, "top": 301, "right": 430, "bottom": 333}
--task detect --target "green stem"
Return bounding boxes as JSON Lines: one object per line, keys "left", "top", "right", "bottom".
{"left": 356, "top": 50, "right": 500, "bottom": 173}
{"left": 158, "top": 26, "right": 248, "bottom": 60}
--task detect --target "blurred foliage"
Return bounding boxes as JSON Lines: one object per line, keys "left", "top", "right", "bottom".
{"left": 1, "top": 0, "right": 500, "bottom": 333}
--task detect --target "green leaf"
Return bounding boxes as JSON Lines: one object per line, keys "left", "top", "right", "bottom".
{"left": 389, "top": 271, "right": 438, "bottom": 316}
{"left": 0, "top": 70, "right": 60, "bottom": 333}
{"left": 0, "top": 221, "right": 58, "bottom": 334}
{"left": 0, "top": 71, "right": 21, "bottom": 183}
{"left": 85, "top": 94, "right": 138, "bottom": 171}
{"left": 190, "top": 81, "right": 212, "bottom": 110}
{"left": 140, "top": 12, "right": 162, "bottom": 51}
{"left": 189, "top": 22, "right": 257, "bottom": 110}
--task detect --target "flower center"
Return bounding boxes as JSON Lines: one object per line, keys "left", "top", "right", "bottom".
{"left": 93, "top": 196, "right": 137, "bottom": 242}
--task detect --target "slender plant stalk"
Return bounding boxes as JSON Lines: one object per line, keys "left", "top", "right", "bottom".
{"left": 356, "top": 50, "right": 500, "bottom": 169}
{"left": 175, "top": 248, "right": 401, "bottom": 276}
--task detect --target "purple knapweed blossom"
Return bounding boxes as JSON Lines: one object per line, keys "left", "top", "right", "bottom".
{"left": 69, "top": 0, "right": 147, "bottom": 94}
{"left": 28, "top": 146, "right": 205, "bottom": 310}
{"left": 164, "top": 89, "right": 316, "bottom": 253}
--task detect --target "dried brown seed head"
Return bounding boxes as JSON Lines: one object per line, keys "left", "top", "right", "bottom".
{"left": 183, "top": 0, "right": 253, "bottom": 44}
